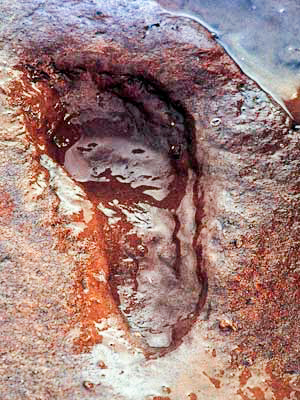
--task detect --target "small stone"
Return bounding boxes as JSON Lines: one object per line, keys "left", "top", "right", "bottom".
{"left": 219, "top": 319, "right": 238, "bottom": 331}
{"left": 97, "top": 360, "right": 107, "bottom": 369}
{"left": 83, "top": 381, "right": 95, "bottom": 391}
{"left": 162, "top": 386, "right": 171, "bottom": 394}
{"left": 210, "top": 117, "right": 221, "bottom": 127}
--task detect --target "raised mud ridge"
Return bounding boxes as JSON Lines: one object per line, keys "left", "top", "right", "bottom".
{"left": 15, "top": 55, "right": 208, "bottom": 356}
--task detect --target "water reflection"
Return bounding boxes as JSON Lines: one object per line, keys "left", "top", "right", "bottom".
{"left": 156, "top": 0, "right": 300, "bottom": 121}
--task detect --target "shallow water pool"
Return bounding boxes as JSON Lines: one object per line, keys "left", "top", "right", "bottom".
{"left": 157, "top": 0, "right": 300, "bottom": 121}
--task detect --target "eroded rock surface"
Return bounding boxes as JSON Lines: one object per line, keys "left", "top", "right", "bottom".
{"left": 0, "top": 0, "right": 299, "bottom": 399}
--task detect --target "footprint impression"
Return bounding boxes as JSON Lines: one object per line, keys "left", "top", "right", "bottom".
{"left": 16, "top": 61, "right": 208, "bottom": 356}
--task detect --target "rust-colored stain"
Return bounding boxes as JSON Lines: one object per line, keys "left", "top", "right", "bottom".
{"left": 152, "top": 397, "right": 171, "bottom": 400}
{"left": 238, "top": 386, "right": 266, "bottom": 400}
{"left": 247, "top": 387, "right": 266, "bottom": 400}
{"left": 264, "top": 363, "right": 299, "bottom": 400}
{"left": 203, "top": 371, "right": 221, "bottom": 389}
{"left": 237, "top": 363, "right": 300, "bottom": 400}
{"left": 237, "top": 388, "right": 252, "bottom": 400}
{"left": 9, "top": 65, "right": 125, "bottom": 353}
{"left": 0, "top": 189, "right": 14, "bottom": 223}
{"left": 239, "top": 368, "right": 252, "bottom": 386}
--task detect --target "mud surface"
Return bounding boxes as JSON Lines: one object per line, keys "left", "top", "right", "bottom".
{"left": 0, "top": 0, "right": 300, "bottom": 399}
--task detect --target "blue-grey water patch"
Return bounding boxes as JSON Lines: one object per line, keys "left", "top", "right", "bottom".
{"left": 156, "top": 0, "right": 300, "bottom": 120}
